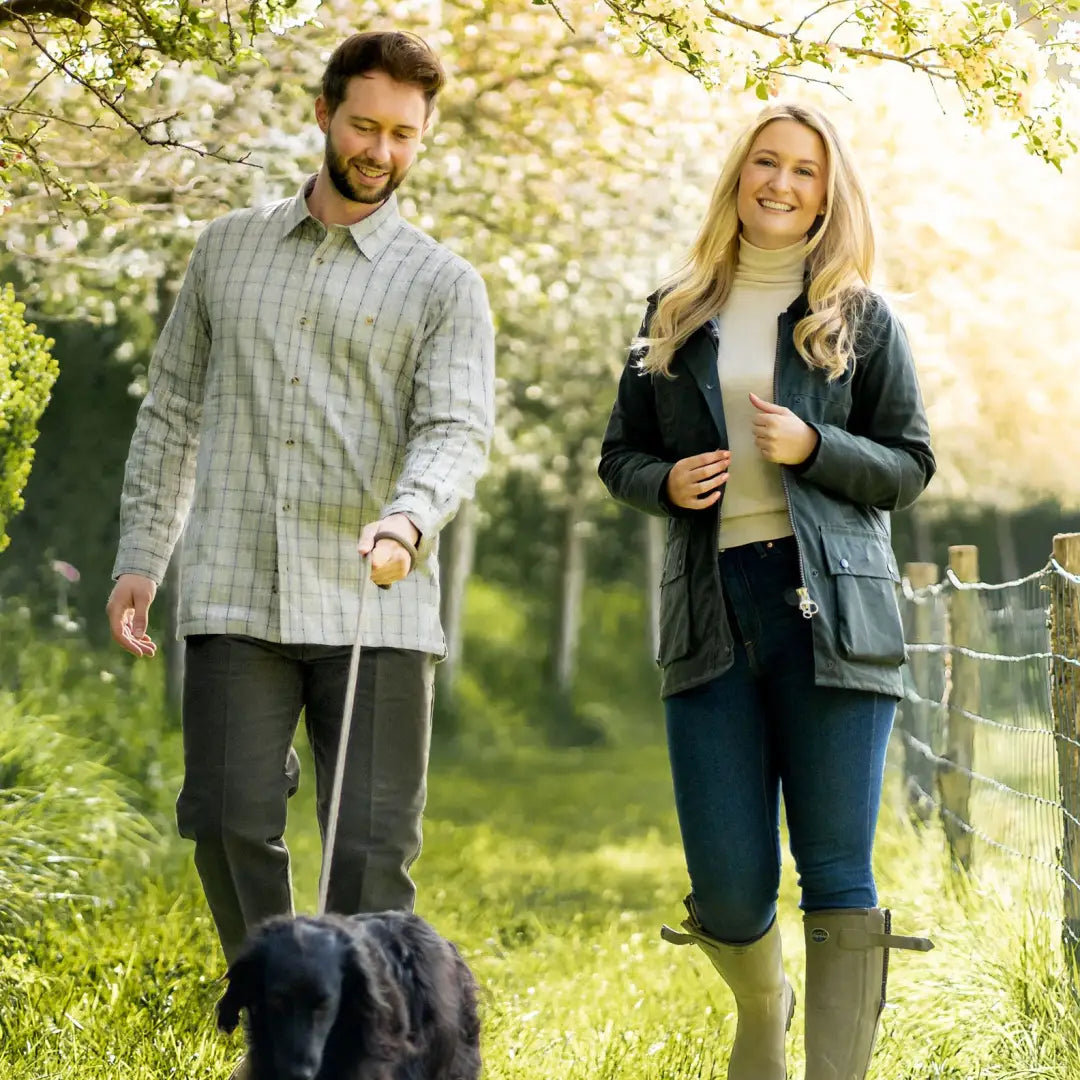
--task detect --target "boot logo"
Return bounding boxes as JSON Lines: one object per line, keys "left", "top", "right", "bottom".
{"left": 810, "top": 928, "right": 830, "bottom": 944}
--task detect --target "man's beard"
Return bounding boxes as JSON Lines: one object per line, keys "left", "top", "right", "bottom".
{"left": 325, "top": 132, "right": 405, "bottom": 205}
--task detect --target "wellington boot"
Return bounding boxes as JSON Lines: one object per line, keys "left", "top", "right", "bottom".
{"left": 663, "top": 897, "right": 795, "bottom": 1080}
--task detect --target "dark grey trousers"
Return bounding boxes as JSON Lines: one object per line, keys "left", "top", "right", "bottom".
{"left": 176, "top": 635, "right": 434, "bottom": 963}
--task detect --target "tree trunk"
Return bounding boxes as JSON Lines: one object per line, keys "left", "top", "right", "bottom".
{"left": 995, "top": 508, "right": 1020, "bottom": 582}
{"left": 436, "top": 499, "right": 476, "bottom": 705}
{"left": 911, "top": 504, "right": 934, "bottom": 564}
{"left": 554, "top": 493, "right": 588, "bottom": 694}
{"left": 645, "top": 514, "right": 664, "bottom": 662}
{"left": 538, "top": 491, "right": 600, "bottom": 745}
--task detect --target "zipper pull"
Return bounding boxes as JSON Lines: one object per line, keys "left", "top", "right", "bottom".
{"left": 796, "top": 587, "right": 819, "bottom": 619}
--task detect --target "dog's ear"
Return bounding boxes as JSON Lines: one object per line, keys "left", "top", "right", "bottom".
{"left": 217, "top": 948, "right": 260, "bottom": 1034}
{"left": 385, "top": 920, "right": 468, "bottom": 1078}
{"left": 340, "top": 930, "right": 411, "bottom": 1060}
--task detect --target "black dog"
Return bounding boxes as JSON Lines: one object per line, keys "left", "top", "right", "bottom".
{"left": 217, "top": 911, "right": 481, "bottom": 1080}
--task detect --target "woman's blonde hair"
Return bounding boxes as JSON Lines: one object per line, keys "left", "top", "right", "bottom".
{"left": 639, "top": 102, "right": 874, "bottom": 381}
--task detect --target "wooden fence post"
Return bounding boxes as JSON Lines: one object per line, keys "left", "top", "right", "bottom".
{"left": 938, "top": 545, "right": 979, "bottom": 872}
{"left": 1051, "top": 533, "right": 1080, "bottom": 968}
{"left": 901, "top": 562, "right": 940, "bottom": 824}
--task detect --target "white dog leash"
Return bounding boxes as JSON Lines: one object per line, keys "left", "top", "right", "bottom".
{"left": 315, "top": 532, "right": 417, "bottom": 916}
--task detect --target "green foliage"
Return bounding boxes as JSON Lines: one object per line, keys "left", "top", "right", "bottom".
{"left": 0, "top": 695, "right": 156, "bottom": 933}
{"left": 0, "top": 314, "right": 146, "bottom": 645}
{"left": 0, "top": 600, "right": 182, "bottom": 820}
{"left": 443, "top": 577, "right": 662, "bottom": 752}
{"left": 0, "top": 608, "right": 169, "bottom": 934}
{"left": 0, "top": 283, "right": 57, "bottom": 554}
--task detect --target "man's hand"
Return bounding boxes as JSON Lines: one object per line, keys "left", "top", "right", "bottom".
{"left": 358, "top": 513, "right": 420, "bottom": 588}
{"left": 665, "top": 450, "right": 730, "bottom": 510}
{"left": 749, "top": 393, "right": 819, "bottom": 465}
{"left": 106, "top": 574, "right": 158, "bottom": 657}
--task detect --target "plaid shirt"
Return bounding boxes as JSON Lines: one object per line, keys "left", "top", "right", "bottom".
{"left": 114, "top": 181, "right": 495, "bottom": 653}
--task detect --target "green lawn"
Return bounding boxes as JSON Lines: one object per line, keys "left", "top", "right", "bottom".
{"left": 2, "top": 731, "right": 1079, "bottom": 1079}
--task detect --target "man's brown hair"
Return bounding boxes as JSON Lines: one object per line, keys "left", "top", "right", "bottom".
{"left": 321, "top": 31, "right": 445, "bottom": 119}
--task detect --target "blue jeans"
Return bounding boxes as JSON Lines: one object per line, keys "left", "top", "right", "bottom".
{"left": 664, "top": 536, "right": 895, "bottom": 944}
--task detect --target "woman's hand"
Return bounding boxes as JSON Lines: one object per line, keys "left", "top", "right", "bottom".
{"left": 665, "top": 450, "right": 730, "bottom": 510}
{"left": 749, "top": 393, "right": 819, "bottom": 465}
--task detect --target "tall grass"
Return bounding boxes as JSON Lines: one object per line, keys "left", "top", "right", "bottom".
{"left": 0, "top": 695, "right": 156, "bottom": 932}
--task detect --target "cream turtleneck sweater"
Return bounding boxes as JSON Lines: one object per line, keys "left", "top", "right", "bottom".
{"left": 716, "top": 235, "right": 806, "bottom": 550}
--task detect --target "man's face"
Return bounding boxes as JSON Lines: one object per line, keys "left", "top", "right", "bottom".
{"left": 316, "top": 71, "right": 428, "bottom": 205}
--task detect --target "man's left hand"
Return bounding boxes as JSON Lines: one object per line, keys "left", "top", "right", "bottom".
{"left": 358, "top": 514, "right": 420, "bottom": 588}
{"left": 749, "top": 393, "right": 819, "bottom": 465}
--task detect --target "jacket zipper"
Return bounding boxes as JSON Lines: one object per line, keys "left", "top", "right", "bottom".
{"left": 775, "top": 313, "right": 819, "bottom": 620}
{"left": 709, "top": 319, "right": 724, "bottom": 587}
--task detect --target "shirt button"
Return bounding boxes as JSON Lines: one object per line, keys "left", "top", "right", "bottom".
{"left": 285, "top": 439, "right": 294, "bottom": 447}
{"left": 298, "top": 316, "right": 309, "bottom": 327}
{"left": 290, "top": 376, "right": 300, "bottom": 385}
{"left": 315, "top": 257, "right": 324, "bottom": 265}
{"left": 283, "top": 502, "right": 291, "bottom": 511}
{"left": 840, "top": 557, "right": 850, "bottom": 569}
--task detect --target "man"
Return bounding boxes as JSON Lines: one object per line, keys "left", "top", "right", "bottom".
{"left": 106, "top": 30, "right": 494, "bottom": 974}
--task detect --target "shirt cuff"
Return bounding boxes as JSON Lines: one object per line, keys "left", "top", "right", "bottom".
{"left": 382, "top": 499, "right": 438, "bottom": 563}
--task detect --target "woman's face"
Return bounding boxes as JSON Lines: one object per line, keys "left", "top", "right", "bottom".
{"left": 736, "top": 119, "right": 828, "bottom": 250}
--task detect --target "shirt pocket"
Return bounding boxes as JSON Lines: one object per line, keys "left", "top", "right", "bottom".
{"left": 819, "top": 525, "right": 905, "bottom": 665}
{"left": 657, "top": 524, "right": 692, "bottom": 667}
{"left": 792, "top": 392, "right": 848, "bottom": 427}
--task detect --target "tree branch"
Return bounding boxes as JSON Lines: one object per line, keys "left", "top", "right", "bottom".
{"left": 599, "top": 0, "right": 958, "bottom": 78}
{"left": 14, "top": 20, "right": 259, "bottom": 168}
{"left": 0, "top": 0, "right": 95, "bottom": 27}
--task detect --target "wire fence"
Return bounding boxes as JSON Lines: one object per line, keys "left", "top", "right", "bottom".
{"left": 895, "top": 541, "right": 1080, "bottom": 963}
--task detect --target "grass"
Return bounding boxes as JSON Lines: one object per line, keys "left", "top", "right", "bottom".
{"left": 2, "top": 724, "right": 1080, "bottom": 1079}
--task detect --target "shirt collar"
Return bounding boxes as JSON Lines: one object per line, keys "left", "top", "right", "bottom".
{"left": 280, "top": 175, "right": 402, "bottom": 260}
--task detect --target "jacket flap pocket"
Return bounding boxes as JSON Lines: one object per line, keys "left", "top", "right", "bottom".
{"left": 660, "top": 522, "right": 689, "bottom": 585}
{"left": 820, "top": 526, "right": 899, "bottom": 581}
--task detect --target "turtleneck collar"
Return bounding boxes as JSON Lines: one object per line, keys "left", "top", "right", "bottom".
{"left": 734, "top": 234, "right": 807, "bottom": 287}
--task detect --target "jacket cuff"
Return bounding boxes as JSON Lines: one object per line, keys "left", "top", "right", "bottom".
{"left": 789, "top": 423, "right": 823, "bottom": 476}
{"left": 651, "top": 463, "right": 698, "bottom": 519}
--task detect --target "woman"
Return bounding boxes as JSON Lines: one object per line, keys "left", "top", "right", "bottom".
{"left": 598, "top": 103, "right": 935, "bottom": 1080}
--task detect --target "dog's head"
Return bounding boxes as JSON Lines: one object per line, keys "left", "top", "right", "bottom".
{"left": 217, "top": 915, "right": 411, "bottom": 1080}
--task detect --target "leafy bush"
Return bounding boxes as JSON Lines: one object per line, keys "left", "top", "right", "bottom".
{"left": 0, "top": 283, "right": 58, "bottom": 552}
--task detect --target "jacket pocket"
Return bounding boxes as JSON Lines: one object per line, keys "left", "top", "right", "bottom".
{"left": 820, "top": 525, "right": 905, "bottom": 665}
{"left": 657, "top": 525, "right": 692, "bottom": 666}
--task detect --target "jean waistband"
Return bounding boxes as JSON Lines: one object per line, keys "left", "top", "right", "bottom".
{"left": 718, "top": 534, "right": 798, "bottom": 559}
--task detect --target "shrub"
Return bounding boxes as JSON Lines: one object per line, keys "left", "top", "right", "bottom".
{"left": 0, "top": 283, "right": 58, "bottom": 553}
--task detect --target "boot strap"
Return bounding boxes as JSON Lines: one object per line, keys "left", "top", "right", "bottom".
{"left": 660, "top": 922, "right": 700, "bottom": 947}
{"left": 837, "top": 928, "right": 934, "bottom": 952}
{"left": 661, "top": 896, "right": 713, "bottom": 947}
